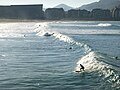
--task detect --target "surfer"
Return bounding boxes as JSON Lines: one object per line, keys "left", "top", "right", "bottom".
{"left": 75, "top": 64, "right": 85, "bottom": 72}
{"left": 115, "top": 56, "right": 118, "bottom": 60}
{"left": 69, "top": 47, "right": 72, "bottom": 49}
{"left": 80, "top": 64, "right": 85, "bottom": 71}
{"left": 44, "top": 32, "right": 54, "bottom": 36}
{"left": 24, "top": 34, "right": 26, "bottom": 37}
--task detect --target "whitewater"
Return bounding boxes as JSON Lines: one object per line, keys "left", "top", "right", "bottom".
{"left": 0, "top": 21, "right": 120, "bottom": 90}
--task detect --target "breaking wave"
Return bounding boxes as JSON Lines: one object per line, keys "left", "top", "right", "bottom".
{"left": 35, "top": 22, "right": 91, "bottom": 53}
{"left": 97, "top": 23, "right": 112, "bottom": 27}
{"left": 97, "top": 23, "right": 120, "bottom": 28}
{"left": 35, "top": 22, "right": 120, "bottom": 89}
{"left": 76, "top": 51, "right": 120, "bottom": 89}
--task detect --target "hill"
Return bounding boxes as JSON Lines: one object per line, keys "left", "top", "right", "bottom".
{"left": 54, "top": 4, "right": 73, "bottom": 11}
{"left": 79, "top": 0, "right": 120, "bottom": 11}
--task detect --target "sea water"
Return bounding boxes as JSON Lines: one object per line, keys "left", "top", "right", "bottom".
{"left": 0, "top": 21, "right": 120, "bottom": 90}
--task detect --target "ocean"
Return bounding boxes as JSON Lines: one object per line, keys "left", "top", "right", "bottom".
{"left": 0, "top": 21, "right": 120, "bottom": 90}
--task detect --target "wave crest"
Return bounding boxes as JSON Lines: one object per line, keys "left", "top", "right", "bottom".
{"left": 76, "top": 51, "right": 120, "bottom": 88}
{"left": 97, "top": 23, "right": 112, "bottom": 27}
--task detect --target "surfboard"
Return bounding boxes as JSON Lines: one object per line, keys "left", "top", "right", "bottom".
{"left": 75, "top": 70, "right": 81, "bottom": 72}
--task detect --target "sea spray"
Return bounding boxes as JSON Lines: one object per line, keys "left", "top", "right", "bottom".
{"left": 76, "top": 51, "right": 120, "bottom": 89}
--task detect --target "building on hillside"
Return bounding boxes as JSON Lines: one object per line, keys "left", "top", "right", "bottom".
{"left": 112, "top": 7, "right": 120, "bottom": 20}
{"left": 91, "top": 9, "right": 112, "bottom": 20}
{"left": 45, "top": 8, "right": 65, "bottom": 20}
{"left": 0, "top": 4, "right": 44, "bottom": 19}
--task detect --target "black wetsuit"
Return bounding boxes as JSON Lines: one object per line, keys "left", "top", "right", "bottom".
{"left": 80, "top": 64, "right": 84, "bottom": 71}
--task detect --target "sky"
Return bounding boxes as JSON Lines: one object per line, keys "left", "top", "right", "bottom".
{"left": 0, "top": 0, "right": 100, "bottom": 8}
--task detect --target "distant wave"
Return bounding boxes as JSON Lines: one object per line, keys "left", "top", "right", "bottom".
{"left": 35, "top": 22, "right": 120, "bottom": 35}
{"left": 0, "top": 33, "right": 25, "bottom": 38}
{"left": 0, "top": 23, "right": 34, "bottom": 38}
{"left": 97, "top": 23, "right": 120, "bottom": 28}
{"left": 97, "top": 23, "right": 112, "bottom": 27}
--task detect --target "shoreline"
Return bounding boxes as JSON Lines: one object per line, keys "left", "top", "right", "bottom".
{"left": 0, "top": 19, "right": 120, "bottom": 23}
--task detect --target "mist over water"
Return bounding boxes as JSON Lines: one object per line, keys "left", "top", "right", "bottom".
{"left": 0, "top": 21, "right": 120, "bottom": 90}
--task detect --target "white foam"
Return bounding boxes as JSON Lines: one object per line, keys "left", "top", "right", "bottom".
{"left": 98, "top": 23, "right": 112, "bottom": 27}
{"left": 1, "top": 54, "right": 6, "bottom": 57}
{"left": 76, "top": 52, "right": 109, "bottom": 71}
{"left": 75, "top": 51, "right": 120, "bottom": 88}
{"left": 35, "top": 22, "right": 92, "bottom": 53}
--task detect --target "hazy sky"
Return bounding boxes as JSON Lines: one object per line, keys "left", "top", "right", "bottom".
{"left": 0, "top": 0, "right": 99, "bottom": 8}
